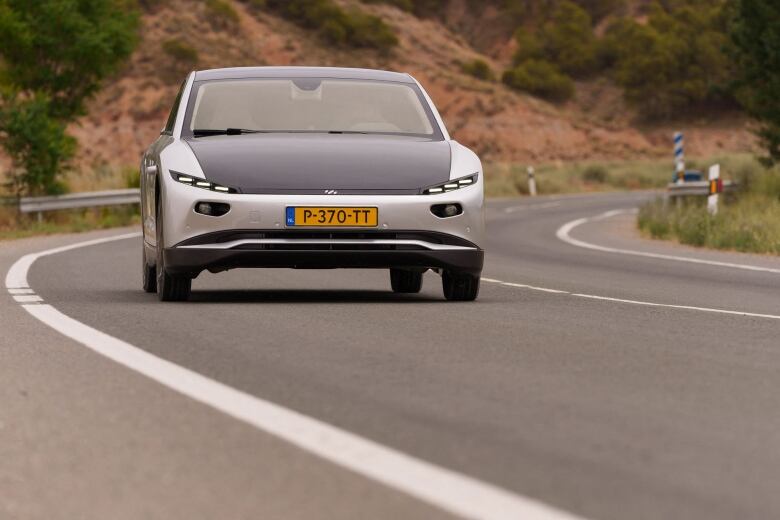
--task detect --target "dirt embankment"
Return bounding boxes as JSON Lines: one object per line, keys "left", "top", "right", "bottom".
{"left": 67, "top": 0, "right": 756, "bottom": 178}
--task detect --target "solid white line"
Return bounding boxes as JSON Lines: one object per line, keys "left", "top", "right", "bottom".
{"left": 8, "top": 233, "right": 584, "bottom": 520}
{"left": 556, "top": 210, "right": 780, "bottom": 274}
{"left": 572, "top": 294, "right": 780, "bottom": 320}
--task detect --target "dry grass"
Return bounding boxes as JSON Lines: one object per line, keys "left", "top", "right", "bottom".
{"left": 483, "top": 153, "right": 762, "bottom": 198}
{"left": 637, "top": 156, "right": 780, "bottom": 255}
{"left": 0, "top": 205, "right": 140, "bottom": 241}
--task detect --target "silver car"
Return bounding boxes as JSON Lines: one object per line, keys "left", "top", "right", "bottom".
{"left": 140, "top": 67, "right": 485, "bottom": 301}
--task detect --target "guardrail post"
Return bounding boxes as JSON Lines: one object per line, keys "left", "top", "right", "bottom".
{"left": 527, "top": 166, "right": 537, "bottom": 197}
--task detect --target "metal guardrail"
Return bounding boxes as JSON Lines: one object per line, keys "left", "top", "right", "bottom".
{"left": 18, "top": 188, "right": 140, "bottom": 214}
{"left": 667, "top": 180, "right": 738, "bottom": 197}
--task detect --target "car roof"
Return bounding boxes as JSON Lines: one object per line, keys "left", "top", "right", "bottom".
{"left": 193, "top": 66, "right": 415, "bottom": 83}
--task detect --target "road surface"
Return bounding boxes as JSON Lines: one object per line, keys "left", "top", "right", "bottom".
{"left": 2, "top": 192, "right": 779, "bottom": 520}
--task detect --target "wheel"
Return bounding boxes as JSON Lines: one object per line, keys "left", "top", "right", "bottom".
{"left": 142, "top": 247, "right": 156, "bottom": 293}
{"left": 442, "top": 271, "right": 480, "bottom": 301}
{"left": 155, "top": 195, "right": 191, "bottom": 302}
{"left": 390, "top": 268, "right": 423, "bottom": 293}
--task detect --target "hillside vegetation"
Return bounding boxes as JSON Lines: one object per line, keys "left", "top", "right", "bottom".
{"left": 0, "top": 0, "right": 762, "bottom": 197}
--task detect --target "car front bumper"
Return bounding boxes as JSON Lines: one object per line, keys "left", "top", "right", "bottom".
{"left": 164, "top": 245, "right": 483, "bottom": 276}
{"left": 160, "top": 176, "right": 486, "bottom": 248}
{"left": 159, "top": 173, "right": 485, "bottom": 276}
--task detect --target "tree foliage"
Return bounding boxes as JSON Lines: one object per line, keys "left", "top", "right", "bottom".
{"left": 512, "top": 1, "right": 599, "bottom": 78}
{"left": 503, "top": 0, "right": 735, "bottom": 116}
{"left": 603, "top": 1, "right": 734, "bottom": 119}
{"left": 730, "top": 0, "right": 780, "bottom": 163}
{"left": 263, "top": 0, "right": 398, "bottom": 50}
{"left": 0, "top": 96, "right": 75, "bottom": 197}
{"left": 0, "top": 0, "right": 138, "bottom": 195}
{"left": 0, "top": 0, "right": 139, "bottom": 120}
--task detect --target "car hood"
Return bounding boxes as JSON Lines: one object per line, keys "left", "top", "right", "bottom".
{"left": 185, "top": 134, "right": 451, "bottom": 194}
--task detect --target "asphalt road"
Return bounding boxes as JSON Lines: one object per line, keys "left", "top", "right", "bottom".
{"left": 3, "top": 192, "right": 780, "bottom": 520}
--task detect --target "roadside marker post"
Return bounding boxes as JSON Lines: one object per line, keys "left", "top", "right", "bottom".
{"left": 527, "top": 166, "right": 537, "bottom": 197}
{"left": 674, "top": 132, "right": 685, "bottom": 183}
{"left": 707, "top": 164, "right": 721, "bottom": 216}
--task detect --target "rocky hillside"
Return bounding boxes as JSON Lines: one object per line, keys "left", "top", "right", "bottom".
{"left": 69, "top": 0, "right": 754, "bottom": 177}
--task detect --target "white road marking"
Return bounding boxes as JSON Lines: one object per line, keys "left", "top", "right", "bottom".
{"left": 8, "top": 288, "right": 34, "bottom": 295}
{"left": 572, "top": 294, "right": 780, "bottom": 320}
{"left": 481, "top": 279, "right": 780, "bottom": 320}
{"left": 13, "top": 295, "right": 42, "bottom": 303}
{"left": 7, "top": 233, "right": 585, "bottom": 520}
{"left": 5, "top": 232, "right": 143, "bottom": 289}
{"left": 502, "top": 282, "right": 569, "bottom": 294}
{"left": 556, "top": 210, "right": 780, "bottom": 274}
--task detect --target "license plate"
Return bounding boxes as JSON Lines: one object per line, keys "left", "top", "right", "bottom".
{"left": 286, "top": 207, "right": 378, "bottom": 227}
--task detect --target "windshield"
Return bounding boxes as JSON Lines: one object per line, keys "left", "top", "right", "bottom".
{"left": 182, "top": 78, "right": 440, "bottom": 138}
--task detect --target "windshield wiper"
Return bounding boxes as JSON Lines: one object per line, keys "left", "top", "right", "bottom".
{"left": 192, "top": 128, "right": 264, "bottom": 137}
{"left": 193, "top": 129, "right": 375, "bottom": 137}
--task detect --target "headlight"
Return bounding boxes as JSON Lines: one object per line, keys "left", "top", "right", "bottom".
{"left": 170, "top": 170, "right": 238, "bottom": 193}
{"left": 421, "top": 174, "right": 478, "bottom": 195}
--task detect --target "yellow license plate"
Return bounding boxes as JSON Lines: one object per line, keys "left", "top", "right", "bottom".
{"left": 286, "top": 207, "right": 378, "bottom": 227}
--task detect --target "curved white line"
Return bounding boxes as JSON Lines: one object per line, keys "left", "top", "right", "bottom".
{"left": 556, "top": 210, "right": 780, "bottom": 274}
{"left": 5, "top": 232, "right": 584, "bottom": 520}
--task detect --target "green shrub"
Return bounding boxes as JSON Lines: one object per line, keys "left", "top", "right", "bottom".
{"left": 162, "top": 38, "right": 199, "bottom": 65}
{"left": 512, "top": 1, "right": 599, "bottom": 78}
{"left": 502, "top": 59, "right": 574, "bottom": 102}
{"left": 541, "top": 1, "right": 598, "bottom": 77}
{"left": 582, "top": 165, "right": 608, "bottom": 183}
{"left": 603, "top": 2, "right": 735, "bottom": 119}
{"left": 512, "top": 28, "right": 544, "bottom": 64}
{"left": 0, "top": 96, "right": 74, "bottom": 196}
{"left": 263, "top": 0, "right": 398, "bottom": 51}
{"left": 206, "top": 0, "right": 240, "bottom": 28}
{"left": 462, "top": 59, "right": 494, "bottom": 81}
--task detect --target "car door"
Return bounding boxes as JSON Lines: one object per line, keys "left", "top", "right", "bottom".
{"left": 142, "top": 80, "right": 186, "bottom": 249}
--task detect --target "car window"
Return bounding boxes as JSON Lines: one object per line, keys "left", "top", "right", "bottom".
{"left": 163, "top": 80, "right": 186, "bottom": 135}
{"left": 185, "top": 78, "right": 438, "bottom": 137}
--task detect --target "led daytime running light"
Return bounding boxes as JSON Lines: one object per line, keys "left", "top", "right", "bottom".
{"left": 423, "top": 174, "right": 478, "bottom": 195}
{"left": 171, "top": 171, "right": 236, "bottom": 193}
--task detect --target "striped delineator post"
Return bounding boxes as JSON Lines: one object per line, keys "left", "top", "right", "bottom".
{"left": 674, "top": 132, "right": 685, "bottom": 183}
{"left": 707, "top": 164, "right": 721, "bottom": 216}
{"left": 527, "top": 166, "right": 537, "bottom": 197}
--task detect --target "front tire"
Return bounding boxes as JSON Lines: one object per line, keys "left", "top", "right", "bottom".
{"left": 155, "top": 195, "right": 191, "bottom": 302}
{"left": 390, "top": 268, "right": 423, "bottom": 293}
{"left": 142, "top": 248, "right": 156, "bottom": 293}
{"left": 442, "top": 271, "right": 480, "bottom": 301}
